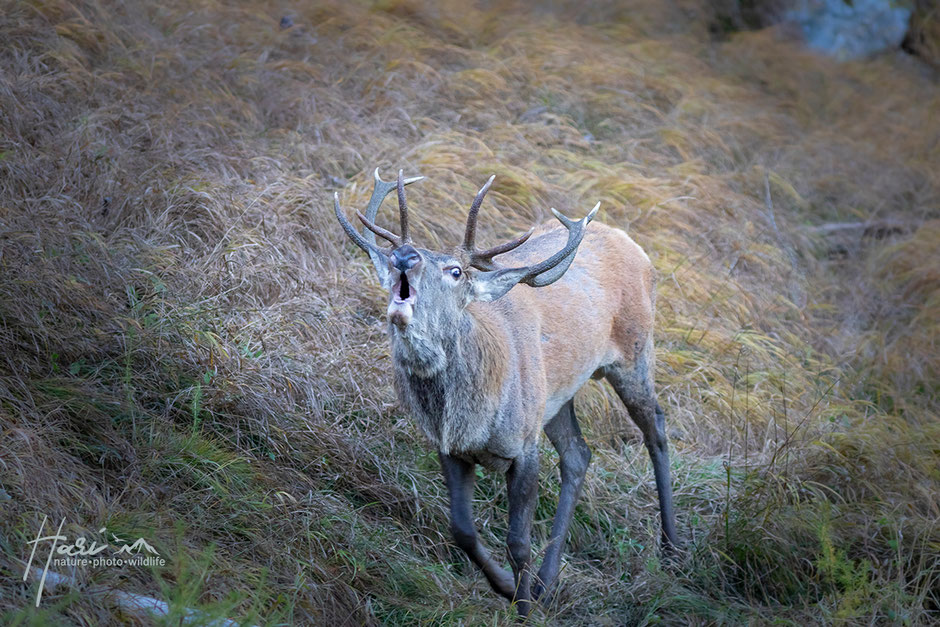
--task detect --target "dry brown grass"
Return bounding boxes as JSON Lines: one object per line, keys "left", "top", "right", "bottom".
{"left": 1, "top": 0, "right": 938, "bottom": 624}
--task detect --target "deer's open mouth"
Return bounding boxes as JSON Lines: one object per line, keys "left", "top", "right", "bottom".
{"left": 394, "top": 272, "right": 415, "bottom": 303}
{"left": 388, "top": 272, "right": 416, "bottom": 327}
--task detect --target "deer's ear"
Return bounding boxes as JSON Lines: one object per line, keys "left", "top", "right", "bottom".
{"left": 470, "top": 267, "right": 529, "bottom": 303}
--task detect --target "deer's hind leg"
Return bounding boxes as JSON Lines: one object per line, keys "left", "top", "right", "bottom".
{"left": 604, "top": 359, "right": 679, "bottom": 549}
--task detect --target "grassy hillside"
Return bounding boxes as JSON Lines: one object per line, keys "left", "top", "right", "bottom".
{"left": 1, "top": 0, "right": 937, "bottom": 624}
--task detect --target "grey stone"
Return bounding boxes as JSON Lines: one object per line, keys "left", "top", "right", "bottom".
{"left": 786, "top": 0, "right": 913, "bottom": 59}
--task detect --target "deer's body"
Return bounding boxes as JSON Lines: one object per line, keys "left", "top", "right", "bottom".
{"left": 394, "top": 223, "right": 655, "bottom": 472}
{"left": 335, "top": 171, "right": 677, "bottom": 617}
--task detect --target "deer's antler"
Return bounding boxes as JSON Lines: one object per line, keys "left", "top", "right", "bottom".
{"left": 334, "top": 169, "right": 423, "bottom": 278}
{"left": 354, "top": 171, "right": 414, "bottom": 247}
{"left": 461, "top": 175, "right": 535, "bottom": 271}
{"left": 499, "top": 203, "right": 599, "bottom": 287}
{"left": 460, "top": 175, "right": 599, "bottom": 287}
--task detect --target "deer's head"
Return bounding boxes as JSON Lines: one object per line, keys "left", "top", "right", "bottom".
{"left": 334, "top": 170, "right": 598, "bottom": 336}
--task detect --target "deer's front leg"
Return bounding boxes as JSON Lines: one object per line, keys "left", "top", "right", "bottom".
{"left": 533, "top": 399, "right": 591, "bottom": 602}
{"left": 505, "top": 445, "right": 539, "bottom": 618}
{"left": 439, "top": 452, "right": 515, "bottom": 599}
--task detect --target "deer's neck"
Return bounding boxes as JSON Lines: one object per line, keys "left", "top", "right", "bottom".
{"left": 391, "top": 306, "right": 510, "bottom": 454}
{"left": 391, "top": 306, "right": 506, "bottom": 382}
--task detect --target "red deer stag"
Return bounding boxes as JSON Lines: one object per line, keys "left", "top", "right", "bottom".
{"left": 334, "top": 169, "right": 678, "bottom": 616}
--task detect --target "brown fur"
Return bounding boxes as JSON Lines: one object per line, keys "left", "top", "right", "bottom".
{"left": 471, "top": 308, "right": 510, "bottom": 400}
{"left": 458, "top": 221, "right": 655, "bottom": 456}
{"left": 386, "top": 220, "right": 654, "bottom": 473}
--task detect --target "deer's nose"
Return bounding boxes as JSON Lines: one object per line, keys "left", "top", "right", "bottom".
{"left": 391, "top": 245, "right": 421, "bottom": 272}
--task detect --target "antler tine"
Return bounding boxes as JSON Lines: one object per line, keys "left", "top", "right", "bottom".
{"left": 357, "top": 211, "right": 401, "bottom": 246}
{"left": 468, "top": 227, "right": 535, "bottom": 271}
{"left": 463, "top": 175, "right": 496, "bottom": 252}
{"left": 519, "top": 202, "right": 600, "bottom": 287}
{"left": 397, "top": 170, "right": 411, "bottom": 244}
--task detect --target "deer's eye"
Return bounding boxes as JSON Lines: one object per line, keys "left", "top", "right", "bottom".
{"left": 447, "top": 267, "right": 462, "bottom": 280}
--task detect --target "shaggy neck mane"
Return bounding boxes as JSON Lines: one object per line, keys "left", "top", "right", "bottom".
{"left": 393, "top": 305, "right": 508, "bottom": 397}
